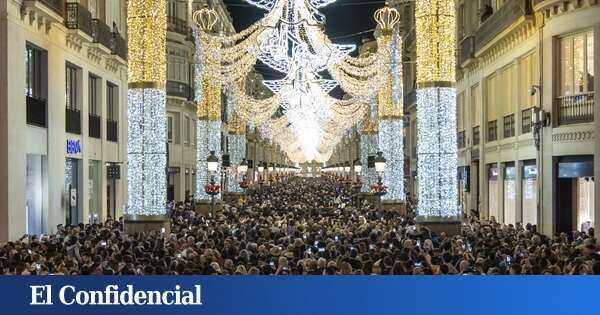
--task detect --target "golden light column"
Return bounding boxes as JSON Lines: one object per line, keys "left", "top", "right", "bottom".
{"left": 126, "top": 0, "right": 168, "bottom": 219}
{"left": 193, "top": 7, "right": 225, "bottom": 201}
{"left": 415, "top": 0, "right": 459, "bottom": 220}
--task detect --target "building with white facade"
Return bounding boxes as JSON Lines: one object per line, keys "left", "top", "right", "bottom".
{"left": 0, "top": 0, "right": 128, "bottom": 241}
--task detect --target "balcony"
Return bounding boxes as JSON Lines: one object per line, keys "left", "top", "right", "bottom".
{"left": 66, "top": 107, "right": 81, "bottom": 134}
{"left": 111, "top": 33, "right": 127, "bottom": 61}
{"left": 557, "top": 92, "right": 594, "bottom": 125}
{"left": 26, "top": 96, "right": 47, "bottom": 128}
{"left": 91, "top": 19, "right": 112, "bottom": 50}
{"left": 472, "top": 126, "right": 480, "bottom": 146}
{"left": 38, "top": 0, "right": 64, "bottom": 16}
{"left": 89, "top": 114, "right": 101, "bottom": 138}
{"left": 168, "top": 16, "right": 191, "bottom": 36}
{"left": 167, "top": 81, "right": 193, "bottom": 100}
{"left": 459, "top": 36, "right": 475, "bottom": 66}
{"left": 22, "top": 0, "right": 65, "bottom": 25}
{"left": 472, "top": 0, "right": 533, "bottom": 54}
{"left": 457, "top": 131, "right": 466, "bottom": 149}
{"left": 107, "top": 120, "right": 118, "bottom": 142}
{"left": 65, "top": 2, "right": 93, "bottom": 38}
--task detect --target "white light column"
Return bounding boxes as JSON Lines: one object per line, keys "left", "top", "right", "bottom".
{"left": 416, "top": 0, "right": 459, "bottom": 221}
{"left": 125, "top": 0, "right": 168, "bottom": 232}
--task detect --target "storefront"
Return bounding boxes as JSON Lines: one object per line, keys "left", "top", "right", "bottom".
{"left": 503, "top": 162, "right": 516, "bottom": 225}
{"left": 556, "top": 156, "right": 594, "bottom": 233}
{"left": 521, "top": 161, "right": 538, "bottom": 226}
{"left": 488, "top": 164, "right": 499, "bottom": 221}
{"left": 458, "top": 167, "right": 469, "bottom": 216}
{"left": 65, "top": 158, "right": 82, "bottom": 226}
{"left": 26, "top": 154, "right": 47, "bottom": 234}
{"left": 88, "top": 160, "right": 102, "bottom": 223}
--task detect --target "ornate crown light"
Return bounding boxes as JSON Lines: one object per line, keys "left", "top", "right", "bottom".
{"left": 193, "top": 7, "right": 219, "bottom": 32}
{"left": 374, "top": 4, "right": 400, "bottom": 35}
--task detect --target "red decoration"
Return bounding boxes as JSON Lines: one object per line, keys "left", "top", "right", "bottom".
{"left": 204, "top": 183, "right": 221, "bottom": 195}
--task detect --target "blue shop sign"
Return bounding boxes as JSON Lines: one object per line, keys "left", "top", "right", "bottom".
{"left": 66, "top": 139, "right": 81, "bottom": 154}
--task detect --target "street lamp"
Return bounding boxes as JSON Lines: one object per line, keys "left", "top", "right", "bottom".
{"left": 374, "top": 151, "right": 387, "bottom": 183}
{"left": 206, "top": 150, "right": 219, "bottom": 217}
{"left": 353, "top": 159, "right": 363, "bottom": 178}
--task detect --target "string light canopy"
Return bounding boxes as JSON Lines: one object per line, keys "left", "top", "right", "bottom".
{"left": 193, "top": 0, "right": 399, "bottom": 163}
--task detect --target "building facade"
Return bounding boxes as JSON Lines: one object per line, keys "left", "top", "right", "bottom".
{"left": 398, "top": 0, "right": 600, "bottom": 236}
{"left": 0, "top": 0, "right": 128, "bottom": 241}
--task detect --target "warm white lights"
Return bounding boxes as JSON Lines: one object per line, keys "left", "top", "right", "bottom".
{"left": 193, "top": 0, "right": 394, "bottom": 163}
{"left": 416, "top": 88, "right": 459, "bottom": 217}
{"left": 126, "top": 0, "right": 167, "bottom": 216}
{"left": 379, "top": 119, "right": 404, "bottom": 201}
{"left": 127, "top": 89, "right": 167, "bottom": 215}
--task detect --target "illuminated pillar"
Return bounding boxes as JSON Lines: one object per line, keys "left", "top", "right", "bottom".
{"left": 360, "top": 111, "right": 379, "bottom": 193}
{"left": 416, "top": 0, "right": 459, "bottom": 224}
{"left": 195, "top": 77, "right": 222, "bottom": 201}
{"left": 125, "top": 0, "right": 168, "bottom": 231}
{"left": 226, "top": 114, "right": 247, "bottom": 193}
{"left": 377, "top": 30, "right": 404, "bottom": 202}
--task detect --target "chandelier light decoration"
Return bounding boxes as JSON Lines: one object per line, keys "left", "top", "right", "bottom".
{"left": 126, "top": 0, "right": 167, "bottom": 215}
{"left": 416, "top": 0, "right": 459, "bottom": 218}
{"left": 192, "top": 0, "right": 397, "bottom": 164}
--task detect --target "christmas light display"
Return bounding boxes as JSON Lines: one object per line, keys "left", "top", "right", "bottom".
{"left": 193, "top": 1, "right": 397, "bottom": 163}
{"left": 126, "top": 0, "right": 167, "bottom": 215}
{"left": 415, "top": 0, "right": 459, "bottom": 218}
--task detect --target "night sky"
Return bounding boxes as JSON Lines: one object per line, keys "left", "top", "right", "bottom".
{"left": 222, "top": 0, "right": 386, "bottom": 80}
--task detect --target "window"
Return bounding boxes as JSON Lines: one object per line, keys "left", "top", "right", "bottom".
{"left": 25, "top": 44, "right": 46, "bottom": 99}
{"left": 106, "top": 82, "right": 118, "bottom": 142}
{"left": 521, "top": 108, "right": 532, "bottom": 134}
{"left": 167, "top": 115, "right": 174, "bottom": 143}
{"left": 168, "top": 0, "right": 177, "bottom": 18}
{"left": 107, "top": 82, "right": 118, "bottom": 122}
{"left": 89, "top": 74, "right": 99, "bottom": 116}
{"left": 487, "top": 120, "right": 497, "bottom": 142}
{"left": 192, "top": 119, "right": 197, "bottom": 147}
{"left": 560, "top": 31, "right": 594, "bottom": 96}
{"left": 518, "top": 52, "right": 536, "bottom": 109}
{"left": 503, "top": 114, "right": 515, "bottom": 138}
{"left": 471, "top": 83, "right": 481, "bottom": 128}
{"left": 66, "top": 64, "right": 79, "bottom": 109}
{"left": 184, "top": 116, "right": 190, "bottom": 145}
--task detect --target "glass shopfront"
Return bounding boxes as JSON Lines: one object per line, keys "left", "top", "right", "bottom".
{"left": 89, "top": 160, "right": 101, "bottom": 223}
{"left": 65, "top": 158, "right": 82, "bottom": 225}
{"left": 503, "top": 163, "right": 516, "bottom": 225}
{"left": 522, "top": 161, "right": 538, "bottom": 226}
{"left": 488, "top": 164, "right": 499, "bottom": 222}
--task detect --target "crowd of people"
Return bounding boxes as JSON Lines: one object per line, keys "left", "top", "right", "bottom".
{"left": 1, "top": 177, "right": 598, "bottom": 275}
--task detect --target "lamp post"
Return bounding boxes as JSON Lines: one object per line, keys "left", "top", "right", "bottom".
{"left": 257, "top": 161, "right": 265, "bottom": 192}
{"left": 374, "top": 151, "right": 387, "bottom": 214}
{"left": 353, "top": 159, "right": 363, "bottom": 207}
{"left": 531, "top": 85, "right": 550, "bottom": 227}
{"left": 238, "top": 159, "right": 249, "bottom": 191}
{"left": 206, "top": 150, "right": 219, "bottom": 217}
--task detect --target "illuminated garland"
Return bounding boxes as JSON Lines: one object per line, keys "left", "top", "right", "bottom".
{"left": 360, "top": 133, "right": 379, "bottom": 193}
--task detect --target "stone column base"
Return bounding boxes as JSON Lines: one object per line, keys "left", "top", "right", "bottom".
{"left": 417, "top": 218, "right": 462, "bottom": 236}
{"left": 123, "top": 215, "right": 171, "bottom": 235}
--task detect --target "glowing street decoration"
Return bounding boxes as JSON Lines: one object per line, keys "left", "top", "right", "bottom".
{"left": 415, "top": 0, "right": 458, "bottom": 218}
{"left": 126, "top": 0, "right": 167, "bottom": 215}
{"left": 360, "top": 133, "right": 378, "bottom": 193}
{"left": 193, "top": 0, "right": 397, "bottom": 163}
{"left": 226, "top": 134, "right": 247, "bottom": 193}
